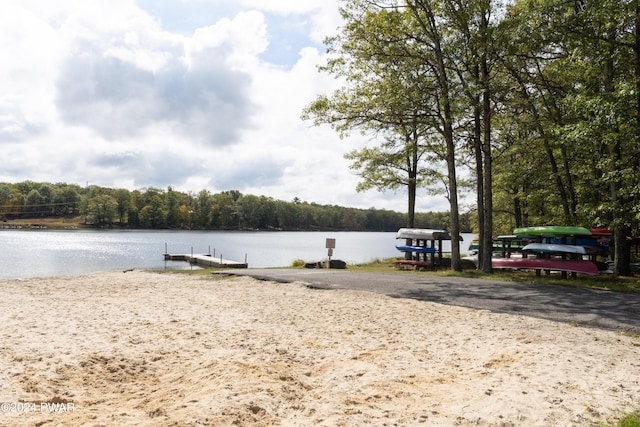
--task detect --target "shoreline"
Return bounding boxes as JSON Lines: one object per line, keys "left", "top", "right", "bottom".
{"left": 1, "top": 270, "right": 639, "bottom": 426}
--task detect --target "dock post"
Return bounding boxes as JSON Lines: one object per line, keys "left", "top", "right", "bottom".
{"left": 164, "top": 243, "right": 167, "bottom": 270}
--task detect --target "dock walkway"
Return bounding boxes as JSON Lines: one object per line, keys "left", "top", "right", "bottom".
{"left": 164, "top": 253, "right": 248, "bottom": 268}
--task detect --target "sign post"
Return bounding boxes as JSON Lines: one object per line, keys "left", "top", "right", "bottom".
{"left": 325, "top": 238, "right": 336, "bottom": 269}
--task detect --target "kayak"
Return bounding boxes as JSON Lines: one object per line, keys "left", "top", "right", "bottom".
{"left": 395, "top": 245, "right": 436, "bottom": 254}
{"left": 492, "top": 257, "right": 599, "bottom": 275}
{"left": 513, "top": 226, "right": 592, "bottom": 237}
{"left": 522, "top": 243, "right": 587, "bottom": 255}
{"left": 396, "top": 228, "right": 452, "bottom": 240}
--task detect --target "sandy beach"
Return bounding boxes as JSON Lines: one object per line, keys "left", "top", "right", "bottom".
{"left": 1, "top": 270, "right": 639, "bottom": 426}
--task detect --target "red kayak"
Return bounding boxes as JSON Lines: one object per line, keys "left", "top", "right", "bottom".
{"left": 492, "top": 257, "right": 599, "bottom": 275}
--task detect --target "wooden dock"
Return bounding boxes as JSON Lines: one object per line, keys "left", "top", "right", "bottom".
{"left": 164, "top": 253, "right": 248, "bottom": 269}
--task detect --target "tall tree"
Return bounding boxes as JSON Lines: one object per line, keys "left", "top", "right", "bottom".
{"left": 88, "top": 194, "right": 118, "bottom": 226}
{"left": 0, "top": 184, "right": 23, "bottom": 218}
{"left": 442, "top": 0, "right": 501, "bottom": 272}
{"left": 303, "top": 4, "right": 442, "bottom": 229}
{"left": 115, "top": 189, "right": 130, "bottom": 224}
{"left": 403, "top": 0, "right": 464, "bottom": 270}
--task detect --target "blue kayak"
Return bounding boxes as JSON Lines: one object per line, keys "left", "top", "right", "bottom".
{"left": 395, "top": 245, "right": 436, "bottom": 254}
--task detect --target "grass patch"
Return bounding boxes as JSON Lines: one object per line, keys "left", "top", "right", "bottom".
{"left": 348, "top": 258, "right": 405, "bottom": 272}
{"left": 2, "top": 216, "right": 88, "bottom": 229}
{"left": 352, "top": 258, "right": 640, "bottom": 293}
{"left": 600, "top": 408, "right": 640, "bottom": 427}
{"left": 491, "top": 270, "right": 640, "bottom": 293}
{"left": 448, "top": 268, "right": 640, "bottom": 293}
{"left": 617, "top": 410, "right": 640, "bottom": 427}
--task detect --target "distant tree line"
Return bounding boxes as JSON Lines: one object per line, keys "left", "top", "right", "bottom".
{"left": 0, "top": 181, "right": 473, "bottom": 231}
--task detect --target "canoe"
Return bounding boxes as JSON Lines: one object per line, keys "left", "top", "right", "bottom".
{"left": 513, "top": 226, "right": 592, "bottom": 237}
{"left": 395, "top": 245, "right": 436, "bottom": 254}
{"left": 590, "top": 228, "right": 613, "bottom": 238}
{"left": 469, "top": 235, "right": 531, "bottom": 255}
{"left": 396, "top": 228, "right": 452, "bottom": 240}
{"left": 495, "top": 235, "right": 519, "bottom": 241}
{"left": 522, "top": 243, "right": 587, "bottom": 255}
{"left": 493, "top": 235, "right": 532, "bottom": 249}
{"left": 393, "top": 260, "right": 433, "bottom": 269}
{"left": 492, "top": 257, "right": 599, "bottom": 275}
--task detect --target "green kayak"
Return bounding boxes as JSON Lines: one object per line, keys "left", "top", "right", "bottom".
{"left": 513, "top": 226, "right": 592, "bottom": 237}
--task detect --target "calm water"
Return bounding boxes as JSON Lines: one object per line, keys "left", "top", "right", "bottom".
{"left": 0, "top": 230, "right": 475, "bottom": 279}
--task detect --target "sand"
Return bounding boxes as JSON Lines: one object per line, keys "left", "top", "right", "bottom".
{"left": 0, "top": 270, "right": 639, "bottom": 427}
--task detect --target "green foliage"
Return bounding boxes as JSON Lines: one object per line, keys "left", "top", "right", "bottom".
{"left": 302, "top": 1, "right": 458, "bottom": 228}
{"left": 87, "top": 194, "right": 118, "bottom": 226}
{"left": 599, "top": 408, "right": 640, "bottom": 427}
{"left": 495, "top": 0, "right": 640, "bottom": 229}
{"left": 0, "top": 180, "right": 463, "bottom": 231}
{"left": 290, "top": 259, "right": 306, "bottom": 268}
{"left": 616, "top": 410, "right": 640, "bottom": 427}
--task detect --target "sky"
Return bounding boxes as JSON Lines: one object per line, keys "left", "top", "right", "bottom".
{"left": 0, "top": 0, "right": 453, "bottom": 212}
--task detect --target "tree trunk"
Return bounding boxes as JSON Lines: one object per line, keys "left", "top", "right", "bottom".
{"left": 445, "top": 123, "right": 462, "bottom": 272}
{"left": 559, "top": 146, "right": 578, "bottom": 224}
{"left": 513, "top": 195, "right": 523, "bottom": 228}
{"left": 433, "top": 24, "right": 461, "bottom": 271}
{"left": 407, "top": 182, "right": 416, "bottom": 228}
{"left": 602, "top": 26, "right": 631, "bottom": 276}
{"left": 636, "top": 0, "right": 640, "bottom": 171}
{"left": 479, "top": 14, "right": 493, "bottom": 273}
{"left": 406, "top": 129, "right": 418, "bottom": 259}
{"left": 474, "top": 98, "right": 485, "bottom": 270}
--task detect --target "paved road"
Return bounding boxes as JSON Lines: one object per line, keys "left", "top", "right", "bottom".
{"left": 219, "top": 268, "right": 640, "bottom": 333}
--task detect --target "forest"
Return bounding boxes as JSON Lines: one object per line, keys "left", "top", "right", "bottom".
{"left": 0, "top": 181, "right": 473, "bottom": 232}
{"left": 303, "top": 0, "right": 640, "bottom": 274}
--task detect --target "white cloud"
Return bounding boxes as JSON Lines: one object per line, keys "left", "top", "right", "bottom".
{"left": 54, "top": 8, "right": 258, "bottom": 145}
{"left": 186, "top": 11, "right": 268, "bottom": 69}
{"left": 238, "top": 0, "right": 342, "bottom": 44}
{"left": 0, "top": 3, "right": 63, "bottom": 141}
{"left": 0, "top": 0, "right": 452, "bottom": 213}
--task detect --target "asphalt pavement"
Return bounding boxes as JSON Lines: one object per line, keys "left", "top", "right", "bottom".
{"left": 218, "top": 268, "right": 640, "bottom": 333}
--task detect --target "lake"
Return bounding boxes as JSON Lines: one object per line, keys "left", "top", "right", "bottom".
{"left": 0, "top": 230, "right": 476, "bottom": 279}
